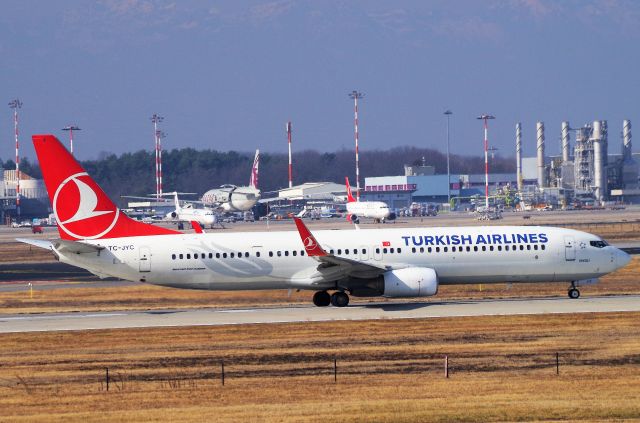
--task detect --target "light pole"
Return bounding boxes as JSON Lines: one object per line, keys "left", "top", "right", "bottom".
{"left": 477, "top": 114, "right": 496, "bottom": 209}
{"left": 62, "top": 125, "right": 81, "bottom": 156}
{"left": 444, "top": 110, "right": 452, "bottom": 206}
{"left": 9, "top": 99, "right": 22, "bottom": 219}
{"left": 348, "top": 90, "right": 364, "bottom": 201}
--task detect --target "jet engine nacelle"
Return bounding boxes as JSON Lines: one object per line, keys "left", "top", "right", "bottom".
{"left": 387, "top": 212, "right": 397, "bottom": 221}
{"left": 170, "top": 211, "right": 178, "bottom": 218}
{"left": 382, "top": 267, "right": 438, "bottom": 297}
{"left": 349, "top": 214, "right": 359, "bottom": 224}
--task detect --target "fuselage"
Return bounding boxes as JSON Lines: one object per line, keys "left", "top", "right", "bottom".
{"left": 201, "top": 186, "right": 260, "bottom": 212}
{"left": 346, "top": 201, "right": 392, "bottom": 220}
{"left": 56, "top": 225, "right": 629, "bottom": 292}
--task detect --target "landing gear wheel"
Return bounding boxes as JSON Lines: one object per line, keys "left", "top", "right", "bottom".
{"left": 312, "top": 291, "right": 331, "bottom": 307}
{"left": 568, "top": 288, "right": 580, "bottom": 299}
{"left": 330, "top": 291, "right": 350, "bottom": 307}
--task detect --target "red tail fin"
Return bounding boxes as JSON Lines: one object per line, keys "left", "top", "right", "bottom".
{"left": 33, "top": 135, "right": 180, "bottom": 241}
{"left": 249, "top": 149, "right": 260, "bottom": 189}
{"left": 293, "top": 218, "right": 327, "bottom": 257}
{"left": 345, "top": 177, "right": 356, "bottom": 203}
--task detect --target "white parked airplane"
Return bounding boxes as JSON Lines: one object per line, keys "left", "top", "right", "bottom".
{"left": 200, "top": 150, "right": 261, "bottom": 212}
{"left": 165, "top": 192, "right": 217, "bottom": 228}
{"left": 345, "top": 177, "right": 395, "bottom": 223}
{"left": 20, "top": 135, "right": 630, "bottom": 307}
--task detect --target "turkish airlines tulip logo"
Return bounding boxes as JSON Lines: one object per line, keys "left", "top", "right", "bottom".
{"left": 53, "top": 172, "right": 119, "bottom": 239}
{"left": 304, "top": 236, "right": 317, "bottom": 250}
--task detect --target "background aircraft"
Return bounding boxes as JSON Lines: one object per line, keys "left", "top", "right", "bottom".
{"left": 200, "top": 149, "right": 260, "bottom": 212}
{"left": 345, "top": 177, "right": 395, "bottom": 223}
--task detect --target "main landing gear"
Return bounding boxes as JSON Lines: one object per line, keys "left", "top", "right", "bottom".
{"left": 568, "top": 282, "right": 580, "bottom": 299}
{"left": 312, "top": 290, "right": 350, "bottom": 307}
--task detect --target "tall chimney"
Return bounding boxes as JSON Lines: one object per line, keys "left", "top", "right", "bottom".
{"left": 561, "top": 121, "right": 570, "bottom": 163}
{"left": 623, "top": 119, "right": 632, "bottom": 161}
{"left": 592, "top": 120, "right": 608, "bottom": 203}
{"left": 516, "top": 122, "right": 523, "bottom": 191}
{"left": 536, "top": 121, "right": 546, "bottom": 188}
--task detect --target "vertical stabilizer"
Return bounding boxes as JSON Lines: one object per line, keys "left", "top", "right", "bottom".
{"left": 250, "top": 149, "right": 260, "bottom": 189}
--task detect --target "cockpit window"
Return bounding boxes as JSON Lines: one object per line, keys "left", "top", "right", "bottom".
{"left": 590, "top": 240, "right": 608, "bottom": 248}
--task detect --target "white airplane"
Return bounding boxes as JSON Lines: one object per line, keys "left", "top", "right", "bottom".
{"left": 200, "top": 150, "right": 261, "bottom": 212}
{"left": 20, "top": 135, "right": 630, "bottom": 308}
{"left": 165, "top": 192, "right": 217, "bottom": 228}
{"left": 345, "top": 177, "right": 395, "bottom": 223}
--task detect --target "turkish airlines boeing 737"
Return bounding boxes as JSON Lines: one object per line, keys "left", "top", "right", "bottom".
{"left": 20, "top": 135, "right": 630, "bottom": 307}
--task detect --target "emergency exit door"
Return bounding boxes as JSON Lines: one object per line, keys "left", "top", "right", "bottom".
{"left": 564, "top": 236, "right": 576, "bottom": 261}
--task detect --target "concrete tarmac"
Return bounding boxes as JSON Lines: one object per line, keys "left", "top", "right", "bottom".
{"left": 1, "top": 295, "right": 638, "bottom": 333}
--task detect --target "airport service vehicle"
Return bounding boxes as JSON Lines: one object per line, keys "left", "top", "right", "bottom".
{"left": 20, "top": 135, "right": 631, "bottom": 308}
{"left": 200, "top": 150, "right": 261, "bottom": 212}
{"left": 164, "top": 192, "right": 217, "bottom": 228}
{"left": 345, "top": 177, "right": 396, "bottom": 223}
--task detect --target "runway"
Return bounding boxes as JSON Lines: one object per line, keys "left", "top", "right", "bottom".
{"left": 1, "top": 295, "right": 638, "bottom": 333}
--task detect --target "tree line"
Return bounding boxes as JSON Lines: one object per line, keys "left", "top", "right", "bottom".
{"left": 3, "top": 147, "right": 514, "bottom": 204}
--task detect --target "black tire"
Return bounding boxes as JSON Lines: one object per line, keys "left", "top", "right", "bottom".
{"left": 312, "top": 291, "right": 331, "bottom": 307}
{"left": 568, "top": 288, "right": 580, "bottom": 299}
{"left": 330, "top": 291, "right": 350, "bottom": 307}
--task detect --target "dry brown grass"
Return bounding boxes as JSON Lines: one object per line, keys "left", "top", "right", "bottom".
{"left": 0, "top": 313, "right": 639, "bottom": 422}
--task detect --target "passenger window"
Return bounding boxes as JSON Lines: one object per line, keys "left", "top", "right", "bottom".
{"left": 520, "top": 245, "right": 524, "bottom": 251}
{"left": 194, "top": 253, "right": 199, "bottom": 259}
{"left": 330, "top": 249, "right": 335, "bottom": 254}
{"left": 277, "top": 251, "right": 282, "bottom": 257}
{"left": 375, "top": 248, "right": 380, "bottom": 254}
{"left": 451, "top": 246, "right": 456, "bottom": 252}
{"left": 390, "top": 248, "right": 395, "bottom": 253}
{"left": 489, "top": 246, "right": 494, "bottom": 252}
{"left": 216, "top": 253, "right": 220, "bottom": 258}
{"left": 541, "top": 245, "right": 545, "bottom": 250}
{"left": 269, "top": 251, "right": 273, "bottom": 257}
{"left": 301, "top": 251, "right": 305, "bottom": 256}
{"left": 436, "top": 247, "right": 440, "bottom": 253}
{"left": 230, "top": 253, "right": 234, "bottom": 258}
{"left": 428, "top": 247, "right": 432, "bottom": 253}
{"left": 179, "top": 254, "right": 183, "bottom": 259}
{"left": 420, "top": 247, "right": 424, "bottom": 253}
{"left": 534, "top": 245, "right": 538, "bottom": 250}
{"left": 383, "top": 248, "right": 387, "bottom": 254}
{"left": 172, "top": 254, "right": 176, "bottom": 260}
{"left": 362, "top": 249, "right": 366, "bottom": 254}
{"left": 256, "top": 252, "right": 261, "bottom": 257}
{"left": 345, "top": 249, "right": 349, "bottom": 255}
{"left": 187, "top": 254, "right": 191, "bottom": 259}
{"left": 338, "top": 249, "right": 342, "bottom": 255}
{"left": 245, "top": 252, "right": 249, "bottom": 258}
{"left": 466, "top": 246, "right": 471, "bottom": 252}
{"left": 444, "top": 247, "right": 448, "bottom": 252}
{"left": 497, "top": 246, "right": 502, "bottom": 251}
{"left": 223, "top": 253, "right": 227, "bottom": 258}
{"left": 412, "top": 247, "right": 416, "bottom": 253}
{"left": 527, "top": 245, "right": 531, "bottom": 250}
{"left": 285, "top": 251, "right": 289, "bottom": 256}
{"left": 397, "top": 248, "right": 401, "bottom": 253}
{"left": 473, "top": 246, "right": 478, "bottom": 252}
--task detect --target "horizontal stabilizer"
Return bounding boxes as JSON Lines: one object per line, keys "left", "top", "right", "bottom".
{"left": 16, "top": 238, "right": 54, "bottom": 251}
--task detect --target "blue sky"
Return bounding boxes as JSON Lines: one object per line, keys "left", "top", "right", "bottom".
{"left": 1, "top": 0, "right": 639, "bottom": 163}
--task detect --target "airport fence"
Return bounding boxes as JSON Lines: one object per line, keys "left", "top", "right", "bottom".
{"left": 6, "top": 349, "right": 636, "bottom": 393}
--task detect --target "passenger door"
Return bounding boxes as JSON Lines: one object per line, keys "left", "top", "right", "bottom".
{"left": 564, "top": 236, "right": 576, "bottom": 261}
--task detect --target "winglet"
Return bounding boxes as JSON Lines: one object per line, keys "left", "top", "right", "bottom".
{"left": 293, "top": 218, "right": 327, "bottom": 257}
{"left": 190, "top": 221, "right": 204, "bottom": 234}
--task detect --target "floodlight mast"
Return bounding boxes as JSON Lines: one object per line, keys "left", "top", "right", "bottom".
{"left": 9, "top": 99, "right": 22, "bottom": 218}
{"left": 62, "top": 125, "right": 81, "bottom": 156}
{"left": 348, "top": 90, "right": 364, "bottom": 201}
{"left": 150, "top": 114, "right": 164, "bottom": 200}
{"left": 477, "top": 114, "right": 496, "bottom": 209}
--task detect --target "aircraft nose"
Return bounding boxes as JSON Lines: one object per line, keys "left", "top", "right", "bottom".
{"left": 616, "top": 248, "right": 631, "bottom": 268}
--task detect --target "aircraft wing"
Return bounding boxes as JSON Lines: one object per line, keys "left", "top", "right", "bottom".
{"left": 293, "top": 218, "right": 388, "bottom": 279}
